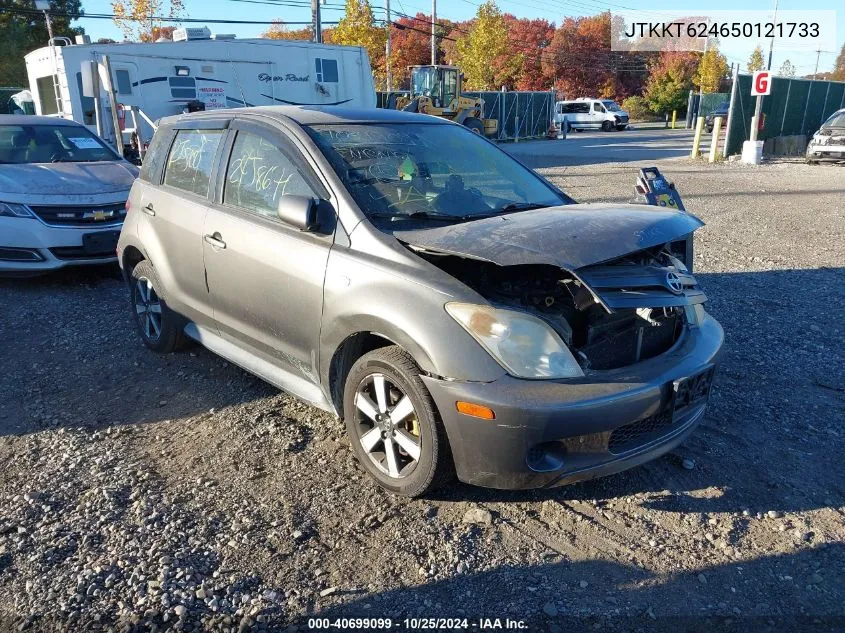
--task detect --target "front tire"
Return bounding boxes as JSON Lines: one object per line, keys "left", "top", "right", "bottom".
{"left": 129, "top": 260, "right": 187, "bottom": 353}
{"left": 343, "top": 346, "right": 453, "bottom": 497}
{"left": 601, "top": 120, "right": 614, "bottom": 132}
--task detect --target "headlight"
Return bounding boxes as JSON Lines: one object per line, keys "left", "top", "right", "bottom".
{"left": 0, "top": 202, "right": 34, "bottom": 218}
{"left": 445, "top": 302, "right": 584, "bottom": 379}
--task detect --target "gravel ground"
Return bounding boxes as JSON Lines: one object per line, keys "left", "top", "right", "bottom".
{"left": 1, "top": 153, "right": 844, "bottom": 632}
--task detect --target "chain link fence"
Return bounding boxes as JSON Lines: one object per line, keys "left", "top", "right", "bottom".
{"left": 377, "top": 90, "right": 554, "bottom": 141}
{"left": 464, "top": 91, "right": 554, "bottom": 141}
{"left": 686, "top": 91, "right": 729, "bottom": 127}
{"left": 725, "top": 74, "right": 845, "bottom": 157}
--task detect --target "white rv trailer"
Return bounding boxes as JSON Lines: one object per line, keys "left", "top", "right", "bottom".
{"left": 24, "top": 30, "right": 376, "bottom": 154}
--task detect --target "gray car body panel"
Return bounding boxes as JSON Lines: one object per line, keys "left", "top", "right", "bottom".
{"left": 118, "top": 105, "right": 723, "bottom": 490}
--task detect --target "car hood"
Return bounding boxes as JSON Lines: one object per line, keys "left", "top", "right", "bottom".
{"left": 393, "top": 203, "right": 704, "bottom": 272}
{"left": 0, "top": 161, "right": 137, "bottom": 196}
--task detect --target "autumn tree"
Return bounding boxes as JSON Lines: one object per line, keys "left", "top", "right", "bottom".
{"left": 438, "top": 19, "right": 466, "bottom": 66}
{"left": 262, "top": 20, "right": 312, "bottom": 41}
{"left": 643, "top": 50, "right": 699, "bottom": 114}
{"left": 542, "top": 13, "right": 613, "bottom": 99}
{"left": 454, "top": 1, "right": 509, "bottom": 90}
{"left": 111, "top": 0, "right": 185, "bottom": 42}
{"left": 831, "top": 42, "right": 845, "bottom": 81}
{"left": 0, "top": 0, "right": 84, "bottom": 86}
{"left": 778, "top": 59, "right": 795, "bottom": 78}
{"left": 747, "top": 46, "right": 764, "bottom": 72}
{"left": 694, "top": 46, "right": 728, "bottom": 93}
{"left": 389, "top": 14, "right": 440, "bottom": 88}
{"left": 332, "top": 0, "right": 386, "bottom": 88}
{"left": 502, "top": 15, "right": 554, "bottom": 90}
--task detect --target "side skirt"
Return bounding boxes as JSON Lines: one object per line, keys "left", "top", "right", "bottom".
{"left": 183, "top": 323, "right": 335, "bottom": 414}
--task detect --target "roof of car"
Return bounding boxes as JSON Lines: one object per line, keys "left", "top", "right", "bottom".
{"left": 0, "top": 115, "right": 85, "bottom": 126}
{"left": 165, "top": 106, "right": 451, "bottom": 127}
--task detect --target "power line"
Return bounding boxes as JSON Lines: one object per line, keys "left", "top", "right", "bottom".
{"left": 0, "top": 6, "right": 334, "bottom": 25}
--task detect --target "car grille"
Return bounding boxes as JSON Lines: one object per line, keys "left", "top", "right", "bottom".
{"left": 29, "top": 203, "right": 126, "bottom": 227}
{"left": 608, "top": 409, "right": 674, "bottom": 455}
{"left": 618, "top": 114, "right": 629, "bottom": 123}
{"left": 49, "top": 246, "right": 116, "bottom": 261}
{"left": 577, "top": 312, "right": 682, "bottom": 371}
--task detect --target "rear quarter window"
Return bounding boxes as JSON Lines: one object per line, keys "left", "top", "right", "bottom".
{"left": 162, "top": 129, "right": 224, "bottom": 197}
{"left": 139, "top": 128, "right": 172, "bottom": 183}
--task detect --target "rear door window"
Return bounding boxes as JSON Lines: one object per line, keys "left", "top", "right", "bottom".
{"left": 223, "top": 130, "right": 317, "bottom": 219}
{"left": 163, "top": 129, "right": 224, "bottom": 197}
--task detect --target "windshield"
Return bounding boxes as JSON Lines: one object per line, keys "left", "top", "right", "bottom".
{"left": 412, "top": 67, "right": 440, "bottom": 100}
{"left": 306, "top": 123, "right": 567, "bottom": 227}
{"left": 822, "top": 111, "right": 845, "bottom": 128}
{"left": 602, "top": 100, "right": 622, "bottom": 112}
{"left": 0, "top": 124, "right": 117, "bottom": 165}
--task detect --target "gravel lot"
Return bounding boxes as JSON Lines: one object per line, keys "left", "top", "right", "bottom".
{"left": 1, "top": 149, "right": 844, "bottom": 632}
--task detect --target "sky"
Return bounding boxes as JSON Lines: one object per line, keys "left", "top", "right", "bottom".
{"left": 74, "top": 0, "right": 843, "bottom": 75}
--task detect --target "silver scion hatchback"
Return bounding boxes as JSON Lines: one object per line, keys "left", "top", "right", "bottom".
{"left": 117, "top": 106, "right": 723, "bottom": 497}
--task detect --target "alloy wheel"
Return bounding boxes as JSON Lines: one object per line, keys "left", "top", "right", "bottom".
{"left": 134, "top": 277, "right": 162, "bottom": 341}
{"left": 353, "top": 373, "right": 422, "bottom": 479}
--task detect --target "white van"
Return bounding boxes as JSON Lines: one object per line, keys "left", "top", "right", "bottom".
{"left": 554, "top": 98, "right": 629, "bottom": 132}
{"left": 25, "top": 30, "right": 376, "bottom": 155}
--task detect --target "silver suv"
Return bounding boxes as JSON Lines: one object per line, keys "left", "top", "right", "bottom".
{"left": 117, "top": 106, "right": 723, "bottom": 497}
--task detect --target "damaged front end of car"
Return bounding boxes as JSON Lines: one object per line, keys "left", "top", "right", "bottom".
{"left": 409, "top": 238, "right": 700, "bottom": 373}
{"left": 396, "top": 202, "right": 706, "bottom": 375}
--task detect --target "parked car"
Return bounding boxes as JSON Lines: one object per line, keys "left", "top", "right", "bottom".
{"left": 554, "top": 98, "right": 629, "bottom": 132}
{"left": 806, "top": 108, "right": 845, "bottom": 164}
{"left": 0, "top": 115, "right": 137, "bottom": 275}
{"left": 705, "top": 101, "right": 729, "bottom": 133}
{"left": 118, "top": 106, "right": 723, "bottom": 496}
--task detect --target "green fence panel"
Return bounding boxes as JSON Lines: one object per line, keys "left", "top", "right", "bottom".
{"left": 725, "top": 74, "right": 845, "bottom": 156}
{"left": 700, "top": 92, "right": 729, "bottom": 114}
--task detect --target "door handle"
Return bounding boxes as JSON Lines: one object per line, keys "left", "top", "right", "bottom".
{"left": 142, "top": 202, "right": 155, "bottom": 216}
{"left": 204, "top": 233, "right": 226, "bottom": 249}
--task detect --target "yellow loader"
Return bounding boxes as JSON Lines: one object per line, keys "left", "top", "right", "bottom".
{"left": 395, "top": 65, "right": 498, "bottom": 138}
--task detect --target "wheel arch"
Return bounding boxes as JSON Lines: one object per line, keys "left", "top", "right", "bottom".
{"left": 121, "top": 245, "right": 146, "bottom": 281}
{"left": 325, "top": 329, "right": 435, "bottom": 419}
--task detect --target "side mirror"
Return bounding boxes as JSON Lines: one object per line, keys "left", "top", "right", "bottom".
{"left": 277, "top": 195, "right": 323, "bottom": 232}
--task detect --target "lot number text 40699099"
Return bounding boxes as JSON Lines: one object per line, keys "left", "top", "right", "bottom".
{"left": 307, "top": 617, "right": 529, "bottom": 630}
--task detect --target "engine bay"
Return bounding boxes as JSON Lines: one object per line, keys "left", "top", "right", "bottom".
{"left": 415, "top": 244, "right": 694, "bottom": 371}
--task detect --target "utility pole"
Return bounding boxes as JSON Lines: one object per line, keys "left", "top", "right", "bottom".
{"left": 385, "top": 0, "right": 392, "bottom": 92}
{"left": 431, "top": 0, "right": 436, "bottom": 65}
{"left": 812, "top": 48, "right": 821, "bottom": 79}
{"left": 766, "top": 0, "right": 778, "bottom": 70}
{"left": 34, "top": 0, "right": 55, "bottom": 40}
{"left": 311, "top": 0, "right": 322, "bottom": 43}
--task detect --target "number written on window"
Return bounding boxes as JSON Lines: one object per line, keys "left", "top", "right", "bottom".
{"left": 224, "top": 131, "right": 316, "bottom": 219}
{"left": 163, "top": 129, "right": 224, "bottom": 197}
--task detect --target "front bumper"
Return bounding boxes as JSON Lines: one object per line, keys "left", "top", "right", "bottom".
{"left": 0, "top": 218, "right": 121, "bottom": 274}
{"left": 807, "top": 142, "right": 845, "bottom": 161}
{"left": 423, "top": 312, "right": 724, "bottom": 490}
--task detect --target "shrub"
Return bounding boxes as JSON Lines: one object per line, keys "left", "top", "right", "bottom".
{"left": 621, "top": 96, "right": 654, "bottom": 121}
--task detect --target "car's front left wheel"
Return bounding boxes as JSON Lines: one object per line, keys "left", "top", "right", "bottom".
{"left": 343, "top": 346, "right": 453, "bottom": 497}
{"left": 129, "top": 260, "right": 187, "bottom": 353}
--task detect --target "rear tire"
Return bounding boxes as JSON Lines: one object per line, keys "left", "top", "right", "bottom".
{"left": 129, "top": 260, "right": 188, "bottom": 353}
{"left": 343, "top": 346, "right": 454, "bottom": 497}
{"left": 464, "top": 118, "right": 485, "bottom": 135}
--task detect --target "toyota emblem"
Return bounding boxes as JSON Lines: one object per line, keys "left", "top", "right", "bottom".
{"left": 665, "top": 272, "right": 683, "bottom": 294}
